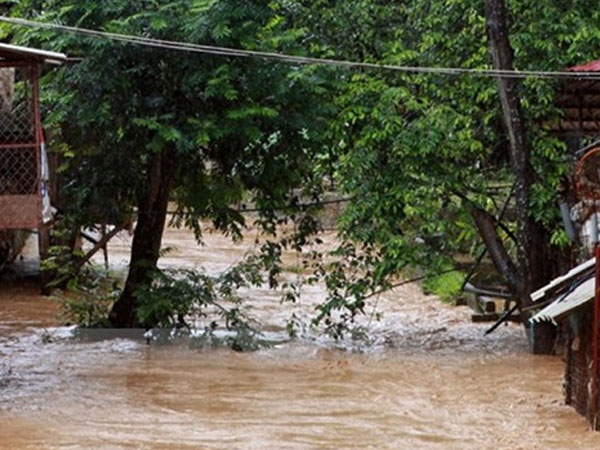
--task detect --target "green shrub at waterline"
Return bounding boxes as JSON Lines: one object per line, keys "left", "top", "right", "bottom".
{"left": 422, "top": 269, "right": 467, "bottom": 304}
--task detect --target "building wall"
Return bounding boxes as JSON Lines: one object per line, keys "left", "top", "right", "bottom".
{"left": 563, "top": 303, "right": 599, "bottom": 428}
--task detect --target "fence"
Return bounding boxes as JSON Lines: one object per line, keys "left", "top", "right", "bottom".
{"left": 0, "top": 65, "right": 41, "bottom": 229}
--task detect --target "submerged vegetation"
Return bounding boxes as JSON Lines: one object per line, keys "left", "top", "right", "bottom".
{"left": 422, "top": 268, "right": 467, "bottom": 305}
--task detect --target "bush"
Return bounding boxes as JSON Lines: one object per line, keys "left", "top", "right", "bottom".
{"left": 422, "top": 267, "right": 466, "bottom": 304}
{"left": 59, "top": 275, "right": 118, "bottom": 327}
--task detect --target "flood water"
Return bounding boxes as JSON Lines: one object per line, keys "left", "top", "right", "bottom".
{"left": 1, "top": 227, "right": 600, "bottom": 449}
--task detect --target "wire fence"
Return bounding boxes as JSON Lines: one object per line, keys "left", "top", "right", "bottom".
{"left": 0, "top": 65, "right": 40, "bottom": 229}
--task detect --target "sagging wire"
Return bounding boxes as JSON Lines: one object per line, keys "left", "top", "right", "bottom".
{"left": 3, "top": 16, "right": 600, "bottom": 80}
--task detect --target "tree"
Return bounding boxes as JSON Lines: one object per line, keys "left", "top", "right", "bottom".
{"left": 9, "top": 0, "right": 600, "bottom": 351}
{"left": 9, "top": 0, "right": 334, "bottom": 327}
{"left": 481, "top": 0, "right": 550, "bottom": 331}
{"left": 278, "top": 0, "right": 600, "bottom": 350}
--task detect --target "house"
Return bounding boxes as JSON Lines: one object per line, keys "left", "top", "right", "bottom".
{"left": 0, "top": 43, "right": 66, "bottom": 273}
{"left": 0, "top": 43, "right": 66, "bottom": 230}
{"left": 530, "top": 259, "right": 599, "bottom": 428}
{"left": 526, "top": 58, "right": 600, "bottom": 429}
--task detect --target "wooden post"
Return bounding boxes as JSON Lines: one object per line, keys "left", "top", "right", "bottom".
{"left": 101, "top": 223, "right": 109, "bottom": 270}
{"left": 38, "top": 223, "right": 51, "bottom": 295}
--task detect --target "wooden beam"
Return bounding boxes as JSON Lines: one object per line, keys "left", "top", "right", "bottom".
{"left": 74, "top": 221, "right": 127, "bottom": 271}
{"left": 463, "top": 282, "right": 513, "bottom": 299}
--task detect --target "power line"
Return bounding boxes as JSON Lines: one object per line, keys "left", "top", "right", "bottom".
{"left": 3, "top": 16, "right": 600, "bottom": 80}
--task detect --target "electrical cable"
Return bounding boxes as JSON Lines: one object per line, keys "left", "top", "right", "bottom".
{"left": 3, "top": 16, "right": 600, "bottom": 80}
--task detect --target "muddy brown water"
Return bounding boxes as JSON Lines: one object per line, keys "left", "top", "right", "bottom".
{"left": 1, "top": 227, "right": 600, "bottom": 449}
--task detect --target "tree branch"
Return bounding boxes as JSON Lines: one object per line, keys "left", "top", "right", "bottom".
{"left": 74, "top": 221, "right": 128, "bottom": 271}
{"left": 470, "top": 205, "right": 526, "bottom": 304}
{"left": 485, "top": 0, "right": 535, "bottom": 301}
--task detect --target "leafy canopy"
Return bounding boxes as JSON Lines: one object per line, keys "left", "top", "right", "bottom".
{"left": 7, "top": 0, "right": 600, "bottom": 336}
{"left": 7, "top": 0, "right": 335, "bottom": 238}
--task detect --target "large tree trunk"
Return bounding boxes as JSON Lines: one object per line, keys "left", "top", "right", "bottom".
{"left": 471, "top": 206, "right": 560, "bottom": 353}
{"left": 484, "top": 0, "right": 565, "bottom": 353}
{"left": 485, "top": 0, "right": 534, "bottom": 298}
{"left": 471, "top": 207, "right": 525, "bottom": 302}
{"left": 109, "top": 149, "right": 176, "bottom": 327}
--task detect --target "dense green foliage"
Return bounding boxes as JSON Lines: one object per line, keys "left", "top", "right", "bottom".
{"left": 8, "top": 0, "right": 332, "bottom": 236}
{"left": 2, "top": 0, "right": 336, "bottom": 331}
{"left": 4, "top": 0, "right": 600, "bottom": 338}
{"left": 265, "top": 0, "right": 600, "bottom": 332}
{"left": 422, "top": 268, "right": 467, "bottom": 304}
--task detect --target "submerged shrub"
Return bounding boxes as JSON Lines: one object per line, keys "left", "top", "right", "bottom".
{"left": 134, "top": 262, "right": 266, "bottom": 349}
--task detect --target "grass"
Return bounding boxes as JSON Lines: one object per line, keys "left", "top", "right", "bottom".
{"left": 422, "top": 268, "right": 467, "bottom": 304}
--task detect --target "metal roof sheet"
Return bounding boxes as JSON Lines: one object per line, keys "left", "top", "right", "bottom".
{"left": 530, "top": 257, "right": 595, "bottom": 302}
{"left": 0, "top": 43, "right": 66, "bottom": 65}
{"left": 530, "top": 275, "right": 594, "bottom": 324}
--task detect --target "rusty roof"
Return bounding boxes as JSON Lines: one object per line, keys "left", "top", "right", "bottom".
{"left": 552, "top": 61, "right": 600, "bottom": 136}
{"left": 569, "top": 60, "right": 600, "bottom": 72}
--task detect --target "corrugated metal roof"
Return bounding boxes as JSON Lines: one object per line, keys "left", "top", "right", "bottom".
{"left": 530, "top": 257, "right": 595, "bottom": 302}
{"left": 0, "top": 43, "right": 66, "bottom": 65}
{"left": 530, "top": 276, "right": 595, "bottom": 324}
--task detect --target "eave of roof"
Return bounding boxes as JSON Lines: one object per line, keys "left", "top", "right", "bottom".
{"left": 530, "top": 276, "right": 594, "bottom": 324}
{"left": 530, "top": 257, "right": 595, "bottom": 302}
{"left": 0, "top": 42, "right": 66, "bottom": 65}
